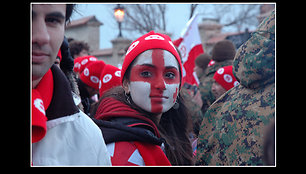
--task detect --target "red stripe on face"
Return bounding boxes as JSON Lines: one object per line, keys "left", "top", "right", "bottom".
{"left": 129, "top": 49, "right": 180, "bottom": 113}
{"left": 150, "top": 49, "right": 165, "bottom": 113}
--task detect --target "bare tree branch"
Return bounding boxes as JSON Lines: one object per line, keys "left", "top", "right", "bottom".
{"left": 121, "top": 4, "right": 168, "bottom": 34}
{"left": 198, "top": 4, "right": 260, "bottom": 32}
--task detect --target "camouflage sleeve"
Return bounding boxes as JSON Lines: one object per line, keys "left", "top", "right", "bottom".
{"left": 195, "top": 10, "right": 275, "bottom": 166}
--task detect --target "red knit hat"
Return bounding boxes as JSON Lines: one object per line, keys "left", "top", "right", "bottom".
{"left": 121, "top": 31, "right": 183, "bottom": 87}
{"left": 208, "top": 59, "right": 215, "bottom": 67}
{"left": 80, "top": 60, "right": 106, "bottom": 90}
{"left": 73, "top": 56, "right": 98, "bottom": 73}
{"left": 213, "top": 65, "right": 240, "bottom": 91}
{"left": 99, "top": 64, "right": 122, "bottom": 96}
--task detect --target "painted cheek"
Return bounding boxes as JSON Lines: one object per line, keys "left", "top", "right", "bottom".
{"left": 129, "top": 81, "right": 152, "bottom": 112}
{"left": 173, "top": 87, "right": 178, "bottom": 103}
{"left": 161, "top": 84, "right": 179, "bottom": 113}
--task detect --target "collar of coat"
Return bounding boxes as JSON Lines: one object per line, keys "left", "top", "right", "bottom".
{"left": 46, "top": 65, "right": 79, "bottom": 121}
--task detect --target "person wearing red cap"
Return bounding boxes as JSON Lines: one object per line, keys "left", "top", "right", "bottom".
{"left": 98, "top": 64, "right": 122, "bottom": 96}
{"left": 212, "top": 65, "right": 240, "bottom": 99}
{"left": 93, "top": 31, "right": 193, "bottom": 166}
{"left": 32, "top": 4, "right": 111, "bottom": 166}
{"left": 73, "top": 55, "right": 98, "bottom": 77}
{"left": 77, "top": 60, "right": 105, "bottom": 116}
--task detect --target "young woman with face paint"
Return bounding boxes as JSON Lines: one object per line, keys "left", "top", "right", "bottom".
{"left": 92, "top": 31, "right": 193, "bottom": 166}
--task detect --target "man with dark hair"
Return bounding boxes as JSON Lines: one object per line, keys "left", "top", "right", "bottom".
{"left": 69, "top": 40, "right": 90, "bottom": 58}
{"left": 31, "top": 4, "right": 111, "bottom": 166}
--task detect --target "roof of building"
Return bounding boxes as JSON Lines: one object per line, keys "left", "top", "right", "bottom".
{"left": 91, "top": 48, "right": 126, "bottom": 57}
{"left": 66, "top": 15, "right": 103, "bottom": 29}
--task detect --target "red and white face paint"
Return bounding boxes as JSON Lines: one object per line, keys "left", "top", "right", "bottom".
{"left": 128, "top": 49, "right": 180, "bottom": 114}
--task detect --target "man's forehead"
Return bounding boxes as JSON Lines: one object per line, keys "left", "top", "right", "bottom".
{"left": 32, "top": 4, "right": 66, "bottom": 14}
{"left": 134, "top": 49, "right": 179, "bottom": 68}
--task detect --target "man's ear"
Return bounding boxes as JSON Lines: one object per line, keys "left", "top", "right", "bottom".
{"left": 122, "top": 78, "right": 130, "bottom": 94}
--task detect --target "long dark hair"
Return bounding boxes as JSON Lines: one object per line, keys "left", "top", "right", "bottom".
{"left": 157, "top": 92, "right": 194, "bottom": 165}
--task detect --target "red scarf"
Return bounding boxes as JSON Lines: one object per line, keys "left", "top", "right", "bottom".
{"left": 95, "top": 97, "right": 171, "bottom": 165}
{"left": 95, "top": 97, "right": 160, "bottom": 137}
{"left": 32, "top": 69, "right": 53, "bottom": 143}
{"left": 134, "top": 142, "right": 171, "bottom": 166}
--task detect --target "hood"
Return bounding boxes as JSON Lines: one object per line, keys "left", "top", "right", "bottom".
{"left": 233, "top": 10, "right": 275, "bottom": 89}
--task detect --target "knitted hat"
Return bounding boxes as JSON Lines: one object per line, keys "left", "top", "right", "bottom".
{"left": 212, "top": 40, "right": 236, "bottom": 62}
{"left": 121, "top": 31, "right": 183, "bottom": 87}
{"left": 208, "top": 59, "right": 215, "bottom": 67}
{"left": 73, "top": 55, "right": 98, "bottom": 73}
{"left": 99, "top": 64, "right": 122, "bottom": 96}
{"left": 80, "top": 60, "right": 105, "bottom": 90}
{"left": 213, "top": 65, "right": 240, "bottom": 91}
{"left": 195, "top": 53, "right": 211, "bottom": 69}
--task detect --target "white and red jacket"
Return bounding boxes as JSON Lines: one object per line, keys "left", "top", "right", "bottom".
{"left": 32, "top": 65, "right": 111, "bottom": 166}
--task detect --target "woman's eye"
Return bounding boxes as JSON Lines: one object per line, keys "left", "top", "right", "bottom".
{"left": 165, "top": 72, "right": 175, "bottom": 79}
{"left": 140, "top": 71, "right": 152, "bottom": 77}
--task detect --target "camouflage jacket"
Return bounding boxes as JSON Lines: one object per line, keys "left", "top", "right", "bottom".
{"left": 198, "top": 59, "right": 233, "bottom": 114}
{"left": 195, "top": 10, "right": 275, "bottom": 166}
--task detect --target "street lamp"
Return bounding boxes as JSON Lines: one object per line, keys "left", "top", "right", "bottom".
{"left": 114, "top": 4, "right": 125, "bottom": 37}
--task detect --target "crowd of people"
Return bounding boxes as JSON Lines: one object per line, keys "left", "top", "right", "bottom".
{"left": 31, "top": 4, "right": 275, "bottom": 166}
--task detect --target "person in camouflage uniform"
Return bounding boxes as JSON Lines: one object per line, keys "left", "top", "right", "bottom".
{"left": 195, "top": 10, "right": 275, "bottom": 166}
{"left": 198, "top": 40, "right": 236, "bottom": 115}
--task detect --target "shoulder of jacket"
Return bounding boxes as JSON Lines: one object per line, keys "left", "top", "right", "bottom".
{"left": 33, "top": 111, "right": 111, "bottom": 166}
{"left": 107, "top": 141, "right": 145, "bottom": 166}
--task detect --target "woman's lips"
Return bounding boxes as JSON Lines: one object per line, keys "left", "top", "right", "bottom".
{"left": 150, "top": 95, "right": 169, "bottom": 99}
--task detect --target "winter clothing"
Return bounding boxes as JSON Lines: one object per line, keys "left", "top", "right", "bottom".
{"left": 211, "top": 40, "right": 236, "bottom": 62}
{"left": 180, "top": 88, "right": 203, "bottom": 136}
{"left": 198, "top": 40, "right": 236, "bottom": 114}
{"left": 198, "top": 59, "right": 233, "bottom": 114}
{"left": 32, "top": 65, "right": 111, "bottom": 166}
{"left": 195, "top": 10, "right": 275, "bottom": 166}
{"left": 59, "top": 36, "right": 75, "bottom": 72}
{"left": 93, "top": 97, "right": 171, "bottom": 166}
{"left": 80, "top": 60, "right": 105, "bottom": 90}
{"left": 99, "top": 64, "right": 122, "bottom": 96}
{"left": 213, "top": 65, "right": 239, "bottom": 91}
{"left": 73, "top": 55, "right": 98, "bottom": 73}
{"left": 32, "top": 69, "right": 53, "bottom": 143}
{"left": 208, "top": 60, "right": 215, "bottom": 67}
{"left": 195, "top": 53, "right": 211, "bottom": 80}
{"left": 77, "top": 78, "right": 94, "bottom": 116}
{"left": 121, "top": 30, "right": 183, "bottom": 88}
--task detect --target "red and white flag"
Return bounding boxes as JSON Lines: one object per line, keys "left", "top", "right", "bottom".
{"left": 173, "top": 14, "right": 204, "bottom": 86}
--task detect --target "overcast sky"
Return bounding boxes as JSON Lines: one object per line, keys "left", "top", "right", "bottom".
{"left": 70, "top": 3, "right": 260, "bottom": 49}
